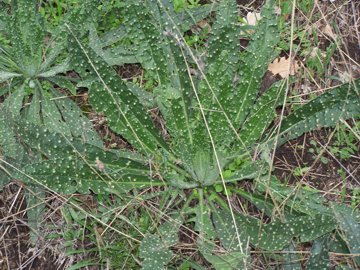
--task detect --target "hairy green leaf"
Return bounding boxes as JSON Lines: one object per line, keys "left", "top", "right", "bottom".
{"left": 0, "top": 70, "right": 21, "bottom": 83}
{"left": 332, "top": 204, "right": 360, "bottom": 266}
{"left": 239, "top": 81, "right": 286, "bottom": 147}
{"left": 275, "top": 79, "right": 360, "bottom": 145}
{"left": 234, "top": 0, "right": 279, "bottom": 126}
{"left": 197, "top": 0, "right": 241, "bottom": 149}
{"left": 282, "top": 242, "right": 302, "bottom": 270}
{"left": 213, "top": 208, "right": 336, "bottom": 251}
{"left": 201, "top": 249, "right": 246, "bottom": 270}
{"left": 306, "top": 235, "right": 331, "bottom": 270}
{"left": 257, "top": 176, "right": 331, "bottom": 217}
{"left": 19, "top": 158, "right": 162, "bottom": 194}
{"left": 92, "top": 1, "right": 215, "bottom": 67}
{"left": 67, "top": 27, "right": 168, "bottom": 155}
{"left": 140, "top": 234, "right": 173, "bottom": 270}
{"left": 158, "top": 214, "right": 182, "bottom": 246}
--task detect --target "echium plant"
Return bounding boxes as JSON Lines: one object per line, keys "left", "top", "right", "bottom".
{"left": 1, "top": 0, "right": 359, "bottom": 269}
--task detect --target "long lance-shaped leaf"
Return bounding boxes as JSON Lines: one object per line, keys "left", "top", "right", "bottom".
{"left": 88, "top": 24, "right": 138, "bottom": 66}
{"left": 2, "top": 82, "right": 25, "bottom": 116}
{"left": 66, "top": 25, "right": 169, "bottom": 155}
{"left": 0, "top": 45, "right": 19, "bottom": 73}
{"left": 194, "top": 189, "right": 217, "bottom": 240}
{"left": 197, "top": 196, "right": 247, "bottom": 270}
{"left": 0, "top": 84, "right": 27, "bottom": 181}
{"left": 197, "top": 0, "right": 241, "bottom": 150}
{"left": 8, "top": 0, "right": 44, "bottom": 75}
{"left": 236, "top": 80, "right": 286, "bottom": 148}
{"left": 120, "top": 1, "right": 170, "bottom": 75}
{"left": 148, "top": 0, "right": 216, "bottom": 33}
{"left": 40, "top": 87, "right": 72, "bottom": 136}
{"left": 147, "top": 2, "right": 194, "bottom": 128}
{"left": 0, "top": 70, "right": 21, "bottom": 83}
{"left": 212, "top": 207, "right": 336, "bottom": 251}
{"left": 125, "top": 1, "right": 200, "bottom": 165}
{"left": 234, "top": 0, "right": 279, "bottom": 126}
{"left": 38, "top": 59, "right": 70, "bottom": 78}
{"left": 24, "top": 86, "right": 41, "bottom": 125}
{"left": 0, "top": 107, "right": 25, "bottom": 161}
{"left": 14, "top": 121, "right": 148, "bottom": 167}
{"left": 93, "top": 0, "right": 215, "bottom": 67}
{"left": 24, "top": 187, "right": 46, "bottom": 244}
{"left": 49, "top": 88, "right": 101, "bottom": 145}
{"left": 272, "top": 79, "right": 360, "bottom": 146}
{"left": 154, "top": 42, "right": 197, "bottom": 164}
{"left": 41, "top": 0, "right": 100, "bottom": 71}
{"left": 45, "top": 75, "right": 77, "bottom": 95}
{"left": 257, "top": 176, "right": 331, "bottom": 217}
{"left": 17, "top": 158, "right": 164, "bottom": 195}
{"left": 10, "top": 122, "right": 161, "bottom": 194}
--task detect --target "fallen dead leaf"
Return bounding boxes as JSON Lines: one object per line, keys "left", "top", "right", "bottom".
{"left": 338, "top": 71, "right": 352, "bottom": 83}
{"left": 246, "top": 12, "right": 261, "bottom": 26}
{"left": 240, "top": 12, "right": 261, "bottom": 34}
{"left": 322, "top": 23, "right": 337, "bottom": 39}
{"left": 268, "top": 57, "right": 300, "bottom": 78}
{"left": 197, "top": 19, "right": 210, "bottom": 29}
{"left": 190, "top": 19, "right": 211, "bottom": 35}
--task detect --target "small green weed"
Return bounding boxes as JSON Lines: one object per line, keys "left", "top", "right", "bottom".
{"left": 40, "top": 0, "right": 81, "bottom": 27}
{"left": 293, "top": 166, "right": 311, "bottom": 177}
{"left": 309, "top": 139, "right": 329, "bottom": 164}
{"left": 309, "top": 122, "right": 359, "bottom": 162}
{"left": 174, "top": 0, "right": 201, "bottom": 12}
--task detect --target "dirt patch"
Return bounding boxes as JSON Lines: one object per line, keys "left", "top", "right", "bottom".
{"left": 346, "top": 41, "right": 360, "bottom": 65}
{"left": 274, "top": 129, "right": 359, "bottom": 200}
{"left": 0, "top": 184, "right": 60, "bottom": 270}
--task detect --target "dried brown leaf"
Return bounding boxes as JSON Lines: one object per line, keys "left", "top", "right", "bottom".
{"left": 246, "top": 12, "right": 261, "bottom": 26}
{"left": 322, "top": 24, "right": 337, "bottom": 39}
{"left": 268, "top": 57, "right": 300, "bottom": 78}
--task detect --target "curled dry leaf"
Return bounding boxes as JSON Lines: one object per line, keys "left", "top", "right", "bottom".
{"left": 322, "top": 24, "right": 337, "bottom": 40}
{"left": 198, "top": 19, "right": 211, "bottom": 30}
{"left": 268, "top": 57, "right": 300, "bottom": 78}
{"left": 246, "top": 12, "right": 262, "bottom": 26}
{"left": 240, "top": 12, "right": 261, "bottom": 34}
